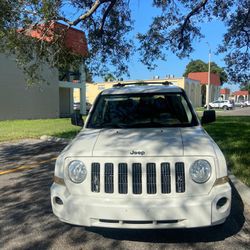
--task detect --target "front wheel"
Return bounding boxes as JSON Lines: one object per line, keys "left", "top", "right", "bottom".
{"left": 223, "top": 106, "right": 228, "bottom": 111}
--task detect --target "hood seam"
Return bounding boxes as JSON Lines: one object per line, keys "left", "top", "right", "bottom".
{"left": 91, "top": 129, "right": 103, "bottom": 157}
{"left": 179, "top": 128, "right": 184, "bottom": 156}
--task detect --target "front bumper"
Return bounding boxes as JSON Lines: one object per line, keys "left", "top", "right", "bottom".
{"left": 51, "top": 182, "right": 231, "bottom": 229}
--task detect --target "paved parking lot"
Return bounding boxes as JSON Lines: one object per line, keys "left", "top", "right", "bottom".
{"left": 217, "top": 106, "right": 250, "bottom": 116}
{"left": 0, "top": 139, "right": 250, "bottom": 250}
{"left": 197, "top": 106, "right": 250, "bottom": 116}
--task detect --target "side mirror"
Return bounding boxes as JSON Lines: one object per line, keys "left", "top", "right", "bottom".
{"left": 71, "top": 113, "right": 84, "bottom": 127}
{"left": 201, "top": 110, "right": 216, "bottom": 124}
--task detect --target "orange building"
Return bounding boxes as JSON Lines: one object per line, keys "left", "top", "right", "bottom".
{"left": 21, "top": 22, "right": 88, "bottom": 57}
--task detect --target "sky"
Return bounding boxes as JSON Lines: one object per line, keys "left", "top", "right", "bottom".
{"left": 124, "top": 1, "right": 238, "bottom": 92}
{"left": 63, "top": 1, "right": 239, "bottom": 92}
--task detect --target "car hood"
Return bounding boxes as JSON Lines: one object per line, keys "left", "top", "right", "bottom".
{"left": 65, "top": 127, "right": 215, "bottom": 157}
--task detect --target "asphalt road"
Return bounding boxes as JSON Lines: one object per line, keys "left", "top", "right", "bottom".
{"left": 0, "top": 139, "right": 250, "bottom": 250}
{"left": 197, "top": 106, "right": 250, "bottom": 116}
{"left": 216, "top": 106, "right": 250, "bottom": 116}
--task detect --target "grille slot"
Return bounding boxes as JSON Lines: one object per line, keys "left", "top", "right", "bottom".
{"left": 175, "top": 162, "right": 185, "bottom": 193}
{"left": 104, "top": 163, "right": 114, "bottom": 193}
{"left": 118, "top": 163, "right": 128, "bottom": 194}
{"left": 91, "top": 163, "right": 100, "bottom": 192}
{"left": 146, "top": 163, "right": 157, "bottom": 194}
{"left": 161, "top": 163, "right": 171, "bottom": 193}
{"left": 132, "top": 163, "right": 142, "bottom": 194}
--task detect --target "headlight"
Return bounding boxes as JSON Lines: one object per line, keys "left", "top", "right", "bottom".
{"left": 68, "top": 160, "right": 87, "bottom": 183}
{"left": 190, "top": 160, "right": 211, "bottom": 183}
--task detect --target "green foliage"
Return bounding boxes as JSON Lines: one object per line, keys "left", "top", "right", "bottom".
{"left": 183, "top": 59, "right": 228, "bottom": 84}
{"left": 103, "top": 73, "right": 116, "bottom": 82}
{"left": 0, "top": 0, "right": 249, "bottom": 84}
{"left": 240, "top": 82, "right": 250, "bottom": 91}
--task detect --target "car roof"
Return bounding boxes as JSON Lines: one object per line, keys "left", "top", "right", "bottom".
{"left": 100, "top": 84, "right": 183, "bottom": 95}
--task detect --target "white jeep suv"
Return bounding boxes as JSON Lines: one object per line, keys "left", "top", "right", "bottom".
{"left": 51, "top": 82, "right": 231, "bottom": 229}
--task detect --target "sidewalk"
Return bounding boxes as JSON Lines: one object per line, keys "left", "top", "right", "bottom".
{"left": 230, "top": 174, "right": 250, "bottom": 206}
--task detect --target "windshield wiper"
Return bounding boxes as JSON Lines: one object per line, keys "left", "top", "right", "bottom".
{"left": 126, "top": 122, "right": 192, "bottom": 128}
{"left": 93, "top": 122, "right": 127, "bottom": 129}
{"left": 126, "top": 122, "right": 168, "bottom": 128}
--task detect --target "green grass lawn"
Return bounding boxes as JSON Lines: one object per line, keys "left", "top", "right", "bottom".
{"left": 204, "top": 116, "right": 250, "bottom": 186}
{"left": 0, "top": 118, "right": 82, "bottom": 142}
{"left": 0, "top": 116, "right": 249, "bottom": 186}
{"left": 196, "top": 107, "right": 206, "bottom": 112}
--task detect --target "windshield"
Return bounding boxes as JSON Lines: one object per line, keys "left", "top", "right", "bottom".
{"left": 87, "top": 92, "right": 198, "bottom": 128}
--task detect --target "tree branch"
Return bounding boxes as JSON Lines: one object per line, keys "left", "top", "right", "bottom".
{"left": 98, "top": 0, "right": 117, "bottom": 33}
{"left": 66, "top": 0, "right": 115, "bottom": 26}
{"left": 178, "top": 0, "right": 208, "bottom": 48}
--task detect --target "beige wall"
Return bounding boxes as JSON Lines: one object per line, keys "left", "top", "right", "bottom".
{"left": 0, "top": 54, "right": 59, "bottom": 120}
{"left": 86, "top": 82, "right": 114, "bottom": 104}
{"left": 85, "top": 78, "right": 201, "bottom": 108}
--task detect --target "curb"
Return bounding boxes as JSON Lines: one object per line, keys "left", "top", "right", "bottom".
{"left": 229, "top": 174, "right": 250, "bottom": 206}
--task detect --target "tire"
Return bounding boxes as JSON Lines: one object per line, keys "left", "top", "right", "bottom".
{"left": 223, "top": 106, "right": 228, "bottom": 111}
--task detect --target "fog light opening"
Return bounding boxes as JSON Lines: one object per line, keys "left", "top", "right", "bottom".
{"left": 216, "top": 197, "right": 228, "bottom": 210}
{"left": 54, "top": 196, "right": 63, "bottom": 205}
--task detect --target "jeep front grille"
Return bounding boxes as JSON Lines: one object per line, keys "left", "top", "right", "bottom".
{"left": 91, "top": 162, "right": 185, "bottom": 194}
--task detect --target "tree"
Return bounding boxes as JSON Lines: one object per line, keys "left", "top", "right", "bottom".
{"left": 103, "top": 73, "right": 116, "bottom": 82}
{"left": 183, "top": 60, "right": 228, "bottom": 84}
{"left": 0, "top": 0, "right": 249, "bottom": 84}
{"left": 240, "top": 82, "right": 250, "bottom": 91}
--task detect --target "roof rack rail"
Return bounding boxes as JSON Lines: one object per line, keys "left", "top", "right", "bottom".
{"left": 113, "top": 81, "right": 173, "bottom": 87}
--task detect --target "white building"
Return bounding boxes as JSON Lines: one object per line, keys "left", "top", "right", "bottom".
{"left": 0, "top": 23, "right": 88, "bottom": 120}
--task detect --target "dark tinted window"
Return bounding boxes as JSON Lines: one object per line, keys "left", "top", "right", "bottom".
{"left": 87, "top": 93, "right": 198, "bottom": 128}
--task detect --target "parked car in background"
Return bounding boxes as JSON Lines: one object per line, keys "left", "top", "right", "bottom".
{"left": 73, "top": 102, "right": 92, "bottom": 113}
{"left": 204, "top": 100, "right": 234, "bottom": 110}
{"left": 244, "top": 100, "right": 250, "bottom": 106}
{"left": 73, "top": 102, "right": 81, "bottom": 111}
{"left": 234, "top": 101, "right": 246, "bottom": 108}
